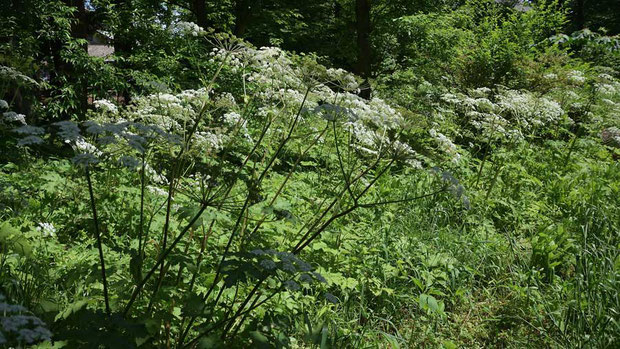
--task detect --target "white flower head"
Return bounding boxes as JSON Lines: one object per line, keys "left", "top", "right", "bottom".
{"left": 94, "top": 99, "right": 118, "bottom": 114}
{"left": 169, "top": 21, "right": 205, "bottom": 37}
{"left": 543, "top": 73, "right": 558, "bottom": 80}
{"left": 2, "top": 111, "right": 26, "bottom": 125}
{"left": 568, "top": 70, "right": 586, "bottom": 84}
{"left": 147, "top": 185, "right": 168, "bottom": 197}
{"left": 37, "top": 222, "right": 56, "bottom": 237}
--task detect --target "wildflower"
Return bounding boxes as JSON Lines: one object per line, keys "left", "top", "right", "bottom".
{"left": 169, "top": 21, "right": 205, "bottom": 37}
{"left": 601, "top": 127, "right": 620, "bottom": 147}
{"left": 543, "top": 73, "right": 558, "bottom": 80}
{"left": 568, "top": 70, "right": 586, "bottom": 84}
{"left": 0, "top": 99, "right": 8, "bottom": 110}
{"left": 195, "top": 131, "right": 225, "bottom": 151}
{"left": 36, "top": 223, "right": 56, "bottom": 237}
{"left": 471, "top": 87, "right": 492, "bottom": 97}
{"left": 2, "top": 111, "right": 26, "bottom": 125}
{"left": 93, "top": 99, "right": 118, "bottom": 114}
{"left": 215, "top": 93, "right": 237, "bottom": 109}
{"left": 75, "top": 137, "right": 102, "bottom": 156}
{"left": 0, "top": 65, "right": 38, "bottom": 86}
{"left": 430, "top": 129, "right": 460, "bottom": 163}
{"left": 147, "top": 185, "right": 168, "bottom": 197}
{"left": 223, "top": 111, "right": 245, "bottom": 127}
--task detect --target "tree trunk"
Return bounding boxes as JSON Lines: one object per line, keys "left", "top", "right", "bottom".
{"left": 113, "top": 0, "right": 134, "bottom": 104}
{"left": 74, "top": 0, "right": 89, "bottom": 116}
{"left": 191, "top": 0, "right": 209, "bottom": 29}
{"left": 355, "top": 0, "right": 371, "bottom": 99}
{"left": 56, "top": 0, "right": 89, "bottom": 119}
{"left": 574, "top": 0, "right": 586, "bottom": 29}
{"left": 234, "top": 0, "right": 252, "bottom": 37}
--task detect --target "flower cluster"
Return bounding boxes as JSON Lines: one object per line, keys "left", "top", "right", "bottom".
{"left": 169, "top": 21, "right": 206, "bottom": 37}
{"left": 2, "top": 111, "right": 26, "bottom": 125}
{"left": 112, "top": 41, "right": 422, "bottom": 167}
{"left": 1, "top": 100, "right": 27, "bottom": 128}
{"left": 440, "top": 86, "right": 567, "bottom": 142}
{"left": 93, "top": 99, "right": 118, "bottom": 114}
{"left": 0, "top": 294, "right": 52, "bottom": 346}
{"left": 568, "top": 70, "right": 586, "bottom": 85}
{"left": 0, "top": 65, "right": 38, "bottom": 86}
{"left": 429, "top": 129, "right": 461, "bottom": 163}
{"left": 36, "top": 222, "right": 56, "bottom": 238}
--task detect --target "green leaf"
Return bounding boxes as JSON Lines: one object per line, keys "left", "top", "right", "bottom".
{"left": 55, "top": 299, "right": 89, "bottom": 322}
{"left": 0, "top": 222, "right": 33, "bottom": 257}
{"left": 249, "top": 331, "right": 272, "bottom": 348}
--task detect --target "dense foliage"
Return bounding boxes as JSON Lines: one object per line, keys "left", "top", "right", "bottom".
{"left": 1, "top": 0, "right": 619, "bottom": 348}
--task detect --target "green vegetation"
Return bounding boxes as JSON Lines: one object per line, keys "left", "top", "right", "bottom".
{"left": 1, "top": 0, "right": 619, "bottom": 347}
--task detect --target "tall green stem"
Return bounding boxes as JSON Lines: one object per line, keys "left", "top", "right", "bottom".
{"left": 86, "top": 166, "right": 110, "bottom": 315}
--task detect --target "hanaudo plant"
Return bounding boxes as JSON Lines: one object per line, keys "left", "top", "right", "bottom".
{"left": 1, "top": 0, "right": 619, "bottom": 348}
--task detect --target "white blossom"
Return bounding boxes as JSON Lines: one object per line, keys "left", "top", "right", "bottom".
{"left": 2, "top": 111, "right": 26, "bottom": 125}
{"left": 36, "top": 223, "right": 56, "bottom": 238}
{"left": 94, "top": 99, "right": 118, "bottom": 114}
{"left": 568, "top": 70, "right": 586, "bottom": 84}
{"left": 169, "top": 21, "right": 205, "bottom": 37}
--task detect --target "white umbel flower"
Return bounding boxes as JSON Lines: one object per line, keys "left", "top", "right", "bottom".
{"left": 37, "top": 222, "right": 56, "bottom": 237}
{"left": 94, "top": 99, "right": 118, "bottom": 114}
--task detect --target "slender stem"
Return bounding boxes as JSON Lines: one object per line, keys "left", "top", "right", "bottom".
{"left": 563, "top": 134, "right": 578, "bottom": 169}
{"left": 188, "top": 220, "right": 215, "bottom": 293}
{"left": 294, "top": 158, "right": 396, "bottom": 253}
{"left": 485, "top": 164, "right": 503, "bottom": 200}
{"left": 357, "top": 188, "right": 446, "bottom": 208}
{"left": 86, "top": 167, "right": 110, "bottom": 315}
{"left": 147, "top": 53, "right": 232, "bottom": 308}
{"left": 180, "top": 88, "right": 311, "bottom": 341}
{"left": 183, "top": 285, "right": 283, "bottom": 348}
{"left": 122, "top": 203, "right": 208, "bottom": 316}
{"left": 210, "top": 88, "right": 310, "bottom": 289}
{"left": 227, "top": 289, "right": 262, "bottom": 339}
{"left": 177, "top": 116, "right": 275, "bottom": 344}
{"left": 293, "top": 151, "right": 385, "bottom": 251}
{"left": 240, "top": 125, "right": 329, "bottom": 247}
{"left": 475, "top": 145, "right": 489, "bottom": 188}
{"left": 220, "top": 280, "right": 264, "bottom": 338}
{"left": 333, "top": 121, "right": 355, "bottom": 200}
{"left": 138, "top": 152, "right": 147, "bottom": 259}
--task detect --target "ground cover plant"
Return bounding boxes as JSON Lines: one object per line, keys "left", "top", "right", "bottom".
{"left": 1, "top": 0, "right": 619, "bottom": 348}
